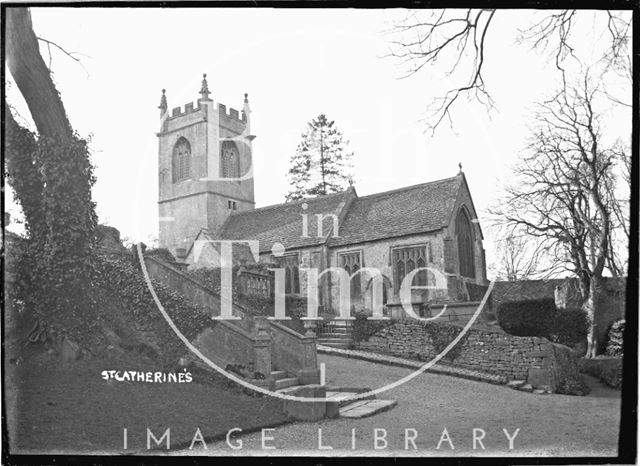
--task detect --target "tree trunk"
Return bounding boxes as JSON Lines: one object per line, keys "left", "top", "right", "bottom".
{"left": 4, "top": 101, "right": 46, "bottom": 238}
{"left": 583, "top": 275, "right": 602, "bottom": 358}
{"left": 6, "top": 7, "right": 73, "bottom": 141}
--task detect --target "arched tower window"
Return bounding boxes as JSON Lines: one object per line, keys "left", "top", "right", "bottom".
{"left": 221, "top": 141, "right": 240, "bottom": 178}
{"left": 172, "top": 137, "right": 191, "bottom": 182}
{"left": 456, "top": 208, "right": 476, "bottom": 278}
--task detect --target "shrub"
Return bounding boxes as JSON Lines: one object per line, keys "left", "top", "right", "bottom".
{"left": 548, "top": 308, "right": 589, "bottom": 348}
{"left": 556, "top": 375, "right": 591, "bottom": 396}
{"left": 578, "top": 357, "right": 623, "bottom": 389}
{"left": 606, "top": 319, "right": 625, "bottom": 357}
{"left": 352, "top": 311, "right": 391, "bottom": 343}
{"left": 497, "top": 298, "right": 556, "bottom": 337}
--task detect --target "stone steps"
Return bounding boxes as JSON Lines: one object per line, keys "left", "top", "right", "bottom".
{"left": 318, "top": 320, "right": 354, "bottom": 349}
{"left": 320, "top": 331, "right": 350, "bottom": 337}
{"left": 270, "top": 370, "right": 289, "bottom": 381}
{"left": 274, "top": 377, "right": 300, "bottom": 390}
{"left": 325, "top": 390, "right": 376, "bottom": 407}
{"left": 317, "top": 339, "right": 353, "bottom": 349}
{"left": 317, "top": 335, "right": 353, "bottom": 342}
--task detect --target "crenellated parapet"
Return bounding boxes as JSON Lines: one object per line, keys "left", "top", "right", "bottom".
{"left": 159, "top": 74, "right": 250, "bottom": 134}
{"left": 218, "top": 103, "right": 247, "bottom": 125}
{"left": 168, "top": 101, "right": 202, "bottom": 119}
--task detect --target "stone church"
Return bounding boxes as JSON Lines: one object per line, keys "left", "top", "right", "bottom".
{"left": 157, "top": 75, "right": 488, "bottom": 316}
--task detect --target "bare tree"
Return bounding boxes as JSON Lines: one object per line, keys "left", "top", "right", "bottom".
{"left": 387, "top": 9, "right": 632, "bottom": 132}
{"left": 6, "top": 8, "right": 74, "bottom": 140}
{"left": 604, "top": 143, "right": 631, "bottom": 276}
{"left": 493, "top": 230, "right": 546, "bottom": 281}
{"left": 491, "top": 73, "right": 628, "bottom": 357}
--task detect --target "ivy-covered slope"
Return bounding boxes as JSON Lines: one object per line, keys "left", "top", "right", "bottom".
{"left": 88, "top": 253, "right": 213, "bottom": 365}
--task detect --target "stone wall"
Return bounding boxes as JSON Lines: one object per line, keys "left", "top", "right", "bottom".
{"left": 356, "top": 320, "right": 583, "bottom": 392}
{"left": 144, "top": 255, "right": 226, "bottom": 317}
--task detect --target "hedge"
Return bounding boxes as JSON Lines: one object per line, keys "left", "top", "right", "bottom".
{"left": 497, "top": 299, "right": 589, "bottom": 349}
{"left": 497, "top": 298, "right": 556, "bottom": 337}
{"left": 548, "top": 308, "right": 589, "bottom": 348}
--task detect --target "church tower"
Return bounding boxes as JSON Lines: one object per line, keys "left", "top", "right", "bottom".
{"left": 157, "top": 74, "right": 255, "bottom": 256}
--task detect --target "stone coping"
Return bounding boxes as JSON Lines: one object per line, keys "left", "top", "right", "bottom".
{"left": 317, "top": 345, "right": 508, "bottom": 386}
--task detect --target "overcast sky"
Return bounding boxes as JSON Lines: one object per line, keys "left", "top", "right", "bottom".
{"left": 5, "top": 8, "right": 632, "bottom": 276}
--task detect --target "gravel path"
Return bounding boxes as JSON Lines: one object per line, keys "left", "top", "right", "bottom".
{"left": 174, "top": 354, "right": 621, "bottom": 457}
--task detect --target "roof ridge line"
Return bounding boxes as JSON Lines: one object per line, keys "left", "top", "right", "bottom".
{"left": 228, "top": 190, "right": 350, "bottom": 216}
{"left": 356, "top": 176, "right": 460, "bottom": 200}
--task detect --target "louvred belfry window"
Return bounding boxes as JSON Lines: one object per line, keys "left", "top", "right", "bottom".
{"left": 393, "top": 245, "right": 428, "bottom": 290}
{"left": 339, "top": 251, "right": 362, "bottom": 301}
{"left": 221, "top": 140, "right": 240, "bottom": 178}
{"left": 456, "top": 208, "right": 476, "bottom": 278}
{"left": 172, "top": 137, "right": 191, "bottom": 182}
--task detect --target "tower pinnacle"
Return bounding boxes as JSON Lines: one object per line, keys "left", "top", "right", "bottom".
{"left": 242, "top": 92, "right": 253, "bottom": 135}
{"left": 199, "top": 73, "right": 210, "bottom": 99}
{"left": 158, "top": 89, "right": 167, "bottom": 113}
{"left": 242, "top": 92, "right": 251, "bottom": 115}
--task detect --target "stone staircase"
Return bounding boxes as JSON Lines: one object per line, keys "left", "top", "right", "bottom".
{"left": 141, "top": 255, "right": 396, "bottom": 419}
{"left": 270, "top": 370, "right": 301, "bottom": 390}
{"left": 317, "top": 320, "right": 354, "bottom": 349}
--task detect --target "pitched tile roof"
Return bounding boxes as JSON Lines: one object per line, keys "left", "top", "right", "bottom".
{"left": 217, "top": 175, "right": 463, "bottom": 252}
{"left": 328, "top": 176, "right": 462, "bottom": 246}
{"left": 218, "top": 190, "right": 352, "bottom": 253}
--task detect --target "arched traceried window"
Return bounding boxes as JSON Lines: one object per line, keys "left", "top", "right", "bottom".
{"left": 339, "top": 251, "right": 362, "bottom": 302}
{"left": 393, "top": 245, "right": 427, "bottom": 290}
{"left": 456, "top": 208, "right": 476, "bottom": 278}
{"left": 220, "top": 141, "right": 240, "bottom": 178}
{"left": 172, "top": 137, "right": 191, "bottom": 182}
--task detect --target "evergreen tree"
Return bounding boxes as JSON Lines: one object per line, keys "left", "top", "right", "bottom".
{"left": 285, "top": 114, "right": 354, "bottom": 202}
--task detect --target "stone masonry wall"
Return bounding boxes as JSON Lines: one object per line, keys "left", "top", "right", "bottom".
{"left": 356, "top": 320, "right": 581, "bottom": 392}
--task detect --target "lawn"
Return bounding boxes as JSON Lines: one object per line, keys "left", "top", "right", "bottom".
{"left": 5, "top": 348, "right": 290, "bottom": 455}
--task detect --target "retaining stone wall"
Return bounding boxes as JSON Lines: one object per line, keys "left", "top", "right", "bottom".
{"left": 356, "top": 320, "right": 582, "bottom": 392}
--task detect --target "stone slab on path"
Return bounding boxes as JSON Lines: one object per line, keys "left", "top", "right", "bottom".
{"left": 325, "top": 391, "right": 358, "bottom": 405}
{"left": 339, "top": 399, "right": 398, "bottom": 418}
{"left": 318, "top": 344, "right": 508, "bottom": 386}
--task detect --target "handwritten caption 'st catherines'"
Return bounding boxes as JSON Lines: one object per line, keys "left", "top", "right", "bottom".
{"left": 101, "top": 370, "right": 192, "bottom": 383}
